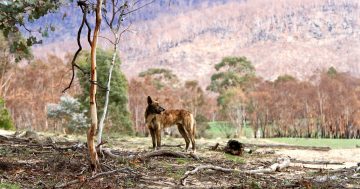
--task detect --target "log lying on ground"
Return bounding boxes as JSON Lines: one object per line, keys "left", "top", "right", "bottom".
{"left": 243, "top": 143, "right": 331, "bottom": 151}
{"left": 291, "top": 159, "right": 344, "bottom": 165}
{"left": 161, "top": 144, "right": 184, "bottom": 148}
{"left": 180, "top": 157, "right": 290, "bottom": 186}
{"left": 0, "top": 135, "right": 9, "bottom": 140}
{"left": 245, "top": 157, "right": 290, "bottom": 174}
{"left": 102, "top": 148, "right": 199, "bottom": 161}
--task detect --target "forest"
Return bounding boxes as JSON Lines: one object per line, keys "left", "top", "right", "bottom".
{"left": 0, "top": 0, "right": 360, "bottom": 188}
{"left": 1, "top": 51, "right": 360, "bottom": 139}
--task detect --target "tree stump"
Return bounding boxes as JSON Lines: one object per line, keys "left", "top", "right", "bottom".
{"left": 224, "top": 140, "right": 244, "bottom": 156}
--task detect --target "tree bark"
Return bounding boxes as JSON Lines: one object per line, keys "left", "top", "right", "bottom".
{"left": 97, "top": 34, "right": 118, "bottom": 149}
{"left": 88, "top": 0, "right": 103, "bottom": 173}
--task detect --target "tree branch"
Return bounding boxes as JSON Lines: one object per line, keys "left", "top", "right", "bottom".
{"left": 123, "top": 0, "right": 155, "bottom": 15}
{"left": 98, "top": 35, "right": 115, "bottom": 45}
{"left": 62, "top": 2, "right": 90, "bottom": 93}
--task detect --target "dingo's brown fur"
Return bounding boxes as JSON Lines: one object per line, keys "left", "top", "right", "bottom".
{"left": 145, "top": 96, "right": 196, "bottom": 152}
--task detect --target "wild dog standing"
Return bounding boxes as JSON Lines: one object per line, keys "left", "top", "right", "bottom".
{"left": 145, "top": 96, "right": 196, "bottom": 152}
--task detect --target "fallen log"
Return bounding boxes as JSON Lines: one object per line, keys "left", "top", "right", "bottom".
{"left": 291, "top": 159, "right": 344, "bottom": 165}
{"left": 243, "top": 143, "right": 331, "bottom": 151}
{"left": 140, "top": 150, "right": 199, "bottom": 161}
{"left": 245, "top": 157, "right": 290, "bottom": 174}
{"left": 161, "top": 144, "right": 184, "bottom": 148}
{"left": 180, "top": 157, "right": 290, "bottom": 186}
{"left": 102, "top": 148, "right": 199, "bottom": 161}
{"left": 0, "top": 135, "right": 9, "bottom": 140}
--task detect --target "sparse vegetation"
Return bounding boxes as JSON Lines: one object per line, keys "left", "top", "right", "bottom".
{"left": 224, "top": 153, "right": 246, "bottom": 164}
{"left": 0, "top": 98, "right": 13, "bottom": 130}
{"left": 0, "top": 183, "right": 21, "bottom": 189}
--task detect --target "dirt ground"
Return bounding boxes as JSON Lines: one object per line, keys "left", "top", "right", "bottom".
{"left": 0, "top": 130, "right": 359, "bottom": 188}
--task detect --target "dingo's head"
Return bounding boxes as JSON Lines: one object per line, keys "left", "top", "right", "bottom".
{"left": 146, "top": 96, "right": 165, "bottom": 114}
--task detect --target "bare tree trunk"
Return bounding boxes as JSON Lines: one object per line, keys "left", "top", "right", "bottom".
{"left": 88, "top": 0, "right": 103, "bottom": 173}
{"left": 97, "top": 35, "right": 118, "bottom": 148}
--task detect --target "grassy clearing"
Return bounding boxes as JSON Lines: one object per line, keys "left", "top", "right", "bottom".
{"left": 205, "top": 122, "right": 254, "bottom": 138}
{"left": 176, "top": 158, "right": 190, "bottom": 164}
{"left": 0, "top": 183, "right": 21, "bottom": 189}
{"left": 268, "top": 138, "right": 360, "bottom": 149}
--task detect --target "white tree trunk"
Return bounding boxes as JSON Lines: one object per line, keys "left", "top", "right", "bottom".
{"left": 97, "top": 35, "right": 118, "bottom": 147}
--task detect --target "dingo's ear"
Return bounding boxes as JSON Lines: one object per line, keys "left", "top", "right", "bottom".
{"left": 147, "top": 96, "right": 153, "bottom": 104}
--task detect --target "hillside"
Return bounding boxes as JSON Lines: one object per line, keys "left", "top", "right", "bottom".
{"left": 33, "top": 0, "right": 360, "bottom": 86}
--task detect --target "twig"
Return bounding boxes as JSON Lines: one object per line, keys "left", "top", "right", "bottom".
{"left": 210, "top": 143, "right": 220, "bottom": 151}
{"left": 98, "top": 35, "right": 115, "bottom": 45}
{"left": 96, "top": 140, "right": 108, "bottom": 149}
{"left": 123, "top": 0, "right": 155, "bottom": 15}
{"left": 54, "top": 168, "right": 131, "bottom": 188}
{"left": 180, "top": 165, "right": 236, "bottom": 185}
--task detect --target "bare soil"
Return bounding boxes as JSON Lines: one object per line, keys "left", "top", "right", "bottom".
{"left": 0, "top": 131, "right": 359, "bottom": 189}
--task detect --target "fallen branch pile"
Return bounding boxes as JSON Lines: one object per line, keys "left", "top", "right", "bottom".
{"left": 180, "top": 157, "right": 290, "bottom": 186}
{"left": 54, "top": 168, "right": 135, "bottom": 188}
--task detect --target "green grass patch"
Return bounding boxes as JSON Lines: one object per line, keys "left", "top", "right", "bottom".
{"left": 0, "top": 183, "right": 21, "bottom": 189}
{"left": 224, "top": 153, "right": 246, "bottom": 164}
{"left": 205, "top": 121, "right": 254, "bottom": 138}
{"left": 176, "top": 158, "right": 189, "bottom": 164}
{"left": 168, "top": 168, "right": 186, "bottom": 180}
{"left": 206, "top": 121, "right": 235, "bottom": 138}
{"left": 268, "top": 138, "right": 360, "bottom": 149}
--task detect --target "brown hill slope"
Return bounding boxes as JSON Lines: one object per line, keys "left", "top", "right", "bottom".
{"left": 34, "top": 0, "right": 360, "bottom": 86}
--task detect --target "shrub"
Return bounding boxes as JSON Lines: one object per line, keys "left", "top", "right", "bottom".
{"left": 0, "top": 98, "right": 14, "bottom": 130}
{"left": 47, "top": 95, "right": 88, "bottom": 133}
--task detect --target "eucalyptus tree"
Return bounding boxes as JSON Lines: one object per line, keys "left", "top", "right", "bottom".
{"left": 208, "top": 56, "right": 256, "bottom": 137}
